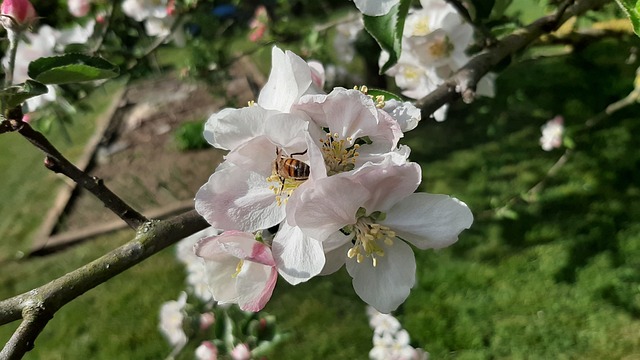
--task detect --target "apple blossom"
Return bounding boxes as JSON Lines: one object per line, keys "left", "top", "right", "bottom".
{"left": 176, "top": 226, "right": 220, "bottom": 302}
{"left": 291, "top": 160, "right": 473, "bottom": 312}
{"left": 380, "top": 0, "right": 496, "bottom": 121}
{"left": 194, "top": 231, "right": 278, "bottom": 312}
{"left": 159, "top": 292, "right": 188, "bottom": 353}
{"left": 540, "top": 115, "right": 564, "bottom": 151}
{"left": 367, "top": 306, "right": 429, "bottom": 360}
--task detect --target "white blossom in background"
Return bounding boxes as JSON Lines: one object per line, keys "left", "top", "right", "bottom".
{"left": 67, "top": 0, "right": 91, "bottom": 17}
{"left": 230, "top": 343, "right": 251, "bottom": 360}
{"left": 195, "top": 341, "right": 218, "bottom": 360}
{"left": 176, "top": 227, "right": 220, "bottom": 302}
{"left": 194, "top": 46, "right": 473, "bottom": 312}
{"left": 352, "top": 0, "right": 399, "bottom": 16}
{"left": 367, "top": 306, "right": 429, "bottom": 360}
{"left": 540, "top": 115, "right": 564, "bottom": 151}
{"left": 159, "top": 292, "right": 188, "bottom": 355}
{"left": 381, "top": 0, "right": 496, "bottom": 121}
{"left": 333, "top": 15, "right": 363, "bottom": 63}
{"left": 121, "top": 0, "right": 168, "bottom": 21}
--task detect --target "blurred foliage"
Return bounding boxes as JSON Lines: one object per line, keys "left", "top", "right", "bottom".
{"left": 174, "top": 119, "right": 209, "bottom": 151}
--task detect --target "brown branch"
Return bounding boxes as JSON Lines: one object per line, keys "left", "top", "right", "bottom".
{"left": 12, "top": 121, "right": 148, "bottom": 229}
{"left": 417, "top": 0, "right": 611, "bottom": 117}
{"left": 0, "top": 209, "right": 209, "bottom": 358}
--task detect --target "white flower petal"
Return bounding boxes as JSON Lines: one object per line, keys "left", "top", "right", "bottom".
{"left": 382, "top": 193, "right": 473, "bottom": 249}
{"left": 294, "top": 176, "right": 370, "bottom": 241}
{"left": 258, "top": 47, "right": 318, "bottom": 112}
{"left": 204, "top": 106, "right": 272, "bottom": 150}
{"left": 236, "top": 261, "right": 278, "bottom": 311}
{"left": 195, "top": 164, "right": 284, "bottom": 232}
{"left": 346, "top": 240, "right": 416, "bottom": 313}
{"left": 353, "top": 160, "right": 421, "bottom": 212}
{"left": 320, "top": 240, "right": 350, "bottom": 275}
{"left": 272, "top": 222, "right": 325, "bottom": 285}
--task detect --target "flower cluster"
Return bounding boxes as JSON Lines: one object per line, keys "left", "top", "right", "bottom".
{"left": 381, "top": 0, "right": 495, "bottom": 121}
{"left": 367, "top": 306, "right": 428, "bottom": 360}
{"left": 194, "top": 46, "right": 473, "bottom": 313}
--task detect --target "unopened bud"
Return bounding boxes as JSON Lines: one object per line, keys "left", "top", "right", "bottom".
{"left": 0, "top": 0, "right": 36, "bottom": 31}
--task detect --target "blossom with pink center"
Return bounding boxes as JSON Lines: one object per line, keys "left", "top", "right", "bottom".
{"left": 291, "top": 160, "right": 473, "bottom": 312}
{"left": 194, "top": 231, "right": 278, "bottom": 312}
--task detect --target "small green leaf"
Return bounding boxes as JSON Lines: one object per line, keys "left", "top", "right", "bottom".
{"left": 363, "top": 0, "right": 411, "bottom": 73}
{"left": 0, "top": 80, "right": 48, "bottom": 109}
{"left": 366, "top": 88, "right": 403, "bottom": 102}
{"left": 616, "top": 0, "right": 640, "bottom": 37}
{"left": 28, "top": 54, "right": 119, "bottom": 84}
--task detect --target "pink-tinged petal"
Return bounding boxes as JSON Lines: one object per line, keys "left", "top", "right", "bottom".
{"left": 195, "top": 164, "right": 284, "bottom": 232}
{"left": 272, "top": 222, "right": 325, "bottom": 285}
{"left": 320, "top": 240, "right": 350, "bottom": 275}
{"left": 295, "top": 88, "right": 381, "bottom": 146}
{"left": 258, "top": 47, "right": 319, "bottom": 112}
{"left": 294, "top": 176, "right": 371, "bottom": 241}
{"left": 263, "top": 112, "right": 310, "bottom": 149}
{"left": 249, "top": 241, "right": 276, "bottom": 266}
{"left": 346, "top": 240, "right": 416, "bottom": 313}
{"left": 203, "top": 106, "right": 272, "bottom": 150}
{"left": 236, "top": 262, "right": 278, "bottom": 312}
{"left": 225, "top": 136, "right": 276, "bottom": 176}
{"left": 195, "top": 236, "right": 243, "bottom": 304}
{"left": 353, "top": 160, "right": 421, "bottom": 213}
{"left": 307, "top": 60, "right": 325, "bottom": 89}
{"left": 382, "top": 193, "right": 473, "bottom": 249}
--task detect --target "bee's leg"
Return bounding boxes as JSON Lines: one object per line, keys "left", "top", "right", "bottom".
{"left": 290, "top": 149, "right": 308, "bottom": 157}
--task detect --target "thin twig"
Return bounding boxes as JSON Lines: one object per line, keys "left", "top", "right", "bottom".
{"left": 0, "top": 209, "right": 209, "bottom": 358}
{"left": 444, "top": 0, "right": 497, "bottom": 46}
{"left": 417, "top": 0, "right": 611, "bottom": 117}
{"left": 13, "top": 121, "right": 148, "bottom": 229}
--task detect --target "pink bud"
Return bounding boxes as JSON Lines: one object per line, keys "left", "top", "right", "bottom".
{"left": 199, "top": 312, "right": 215, "bottom": 332}
{"left": 0, "top": 0, "right": 36, "bottom": 26}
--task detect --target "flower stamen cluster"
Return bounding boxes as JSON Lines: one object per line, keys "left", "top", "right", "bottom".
{"left": 346, "top": 215, "right": 396, "bottom": 267}
{"left": 320, "top": 133, "right": 360, "bottom": 175}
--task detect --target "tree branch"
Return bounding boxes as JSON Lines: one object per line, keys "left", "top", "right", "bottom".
{"left": 417, "top": 0, "right": 611, "bottom": 117}
{"left": 0, "top": 209, "right": 209, "bottom": 358}
{"left": 11, "top": 120, "right": 148, "bottom": 229}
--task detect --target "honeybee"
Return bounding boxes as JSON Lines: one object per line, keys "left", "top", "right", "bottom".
{"left": 273, "top": 147, "right": 310, "bottom": 191}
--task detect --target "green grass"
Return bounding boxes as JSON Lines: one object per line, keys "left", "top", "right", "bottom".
{"left": 0, "top": 79, "right": 126, "bottom": 259}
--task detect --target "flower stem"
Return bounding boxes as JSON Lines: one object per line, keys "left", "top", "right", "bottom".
{"left": 4, "top": 29, "right": 21, "bottom": 87}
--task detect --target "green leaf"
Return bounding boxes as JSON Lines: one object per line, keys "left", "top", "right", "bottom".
{"left": 616, "top": 0, "right": 640, "bottom": 37}
{"left": 0, "top": 80, "right": 48, "bottom": 109}
{"left": 366, "top": 88, "right": 403, "bottom": 102}
{"left": 363, "top": 0, "right": 411, "bottom": 74}
{"left": 28, "top": 54, "right": 119, "bottom": 84}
